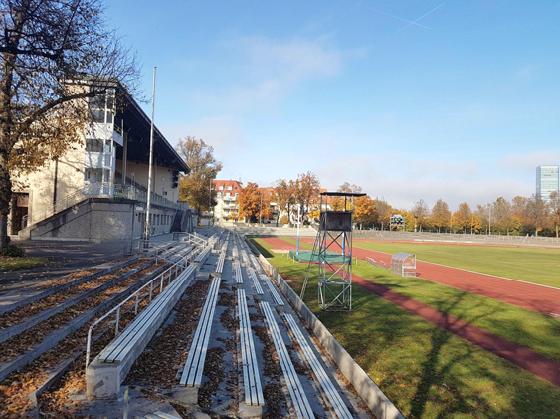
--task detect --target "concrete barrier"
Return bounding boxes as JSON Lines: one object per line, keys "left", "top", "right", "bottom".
{"left": 257, "top": 254, "right": 405, "bottom": 419}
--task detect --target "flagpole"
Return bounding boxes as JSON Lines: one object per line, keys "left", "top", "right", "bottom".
{"left": 143, "top": 66, "right": 157, "bottom": 247}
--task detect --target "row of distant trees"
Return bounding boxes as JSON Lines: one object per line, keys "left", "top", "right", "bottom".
{"left": 235, "top": 173, "right": 560, "bottom": 237}
{"left": 354, "top": 192, "right": 560, "bottom": 237}
{"left": 405, "top": 194, "right": 560, "bottom": 237}
{"left": 178, "top": 152, "right": 560, "bottom": 238}
{"left": 237, "top": 172, "right": 321, "bottom": 223}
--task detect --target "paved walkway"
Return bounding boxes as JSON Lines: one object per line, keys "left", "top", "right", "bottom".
{"left": 1, "top": 234, "right": 176, "bottom": 284}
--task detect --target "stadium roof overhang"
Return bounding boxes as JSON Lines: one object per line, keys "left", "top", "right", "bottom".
{"left": 115, "top": 89, "right": 189, "bottom": 174}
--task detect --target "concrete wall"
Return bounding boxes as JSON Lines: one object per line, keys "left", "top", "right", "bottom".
{"left": 232, "top": 225, "right": 316, "bottom": 237}
{"left": 120, "top": 161, "right": 179, "bottom": 203}
{"left": 23, "top": 198, "right": 177, "bottom": 243}
{"left": 12, "top": 139, "right": 87, "bottom": 225}
{"left": 354, "top": 229, "right": 560, "bottom": 248}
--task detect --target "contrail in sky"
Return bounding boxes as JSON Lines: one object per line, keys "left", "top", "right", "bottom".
{"left": 365, "top": 1, "right": 446, "bottom": 32}
{"left": 398, "top": 1, "right": 446, "bottom": 32}
{"left": 366, "top": 5, "right": 433, "bottom": 30}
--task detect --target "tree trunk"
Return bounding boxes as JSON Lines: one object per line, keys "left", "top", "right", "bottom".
{"left": 0, "top": 152, "right": 12, "bottom": 250}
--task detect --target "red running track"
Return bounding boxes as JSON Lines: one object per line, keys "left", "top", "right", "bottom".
{"left": 279, "top": 236, "right": 560, "bottom": 315}
{"left": 259, "top": 236, "right": 560, "bottom": 387}
{"left": 351, "top": 245, "right": 560, "bottom": 316}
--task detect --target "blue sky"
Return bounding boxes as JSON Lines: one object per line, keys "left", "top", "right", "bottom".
{"left": 106, "top": 0, "right": 560, "bottom": 209}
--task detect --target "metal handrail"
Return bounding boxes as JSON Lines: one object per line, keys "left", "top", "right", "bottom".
{"left": 187, "top": 233, "right": 208, "bottom": 247}
{"left": 85, "top": 249, "right": 198, "bottom": 369}
{"left": 30, "top": 182, "right": 184, "bottom": 227}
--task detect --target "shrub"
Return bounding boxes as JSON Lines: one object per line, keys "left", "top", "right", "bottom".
{"left": 1, "top": 244, "right": 25, "bottom": 257}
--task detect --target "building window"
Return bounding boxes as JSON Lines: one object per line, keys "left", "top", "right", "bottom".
{"left": 85, "top": 168, "right": 103, "bottom": 182}
{"left": 86, "top": 138, "right": 104, "bottom": 152}
{"left": 89, "top": 90, "right": 115, "bottom": 124}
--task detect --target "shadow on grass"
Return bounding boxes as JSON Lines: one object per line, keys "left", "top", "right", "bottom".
{"left": 409, "top": 292, "right": 501, "bottom": 418}
{"left": 249, "top": 238, "right": 274, "bottom": 258}
{"left": 254, "top": 241, "right": 560, "bottom": 417}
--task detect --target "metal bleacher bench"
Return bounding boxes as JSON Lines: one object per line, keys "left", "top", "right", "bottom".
{"left": 178, "top": 276, "right": 221, "bottom": 401}
{"left": 262, "top": 275, "right": 284, "bottom": 307}
{"left": 260, "top": 301, "right": 314, "bottom": 419}
{"left": 284, "top": 313, "right": 353, "bottom": 419}
{"left": 86, "top": 263, "right": 198, "bottom": 399}
{"left": 250, "top": 254, "right": 262, "bottom": 272}
{"left": 194, "top": 245, "right": 212, "bottom": 264}
{"left": 237, "top": 288, "right": 264, "bottom": 416}
{"left": 247, "top": 267, "right": 264, "bottom": 295}
{"left": 235, "top": 260, "right": 243, "bottom": 284}
{"left": 214, "top": 250, "right": 226, "bottom": 277}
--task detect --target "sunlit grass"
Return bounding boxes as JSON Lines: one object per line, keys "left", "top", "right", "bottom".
{"left": 253, "top": 238, "right": 560, "bottom": 418}
{"left": 353, "top": 240, "right": 560, "bottom": 288}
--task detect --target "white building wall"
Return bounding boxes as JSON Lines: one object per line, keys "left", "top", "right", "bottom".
{"left": 536, "top": 165, "right": 560, "bottom": 201}
{"left": 119, "top": 161, "right": 179, "bottom": 203}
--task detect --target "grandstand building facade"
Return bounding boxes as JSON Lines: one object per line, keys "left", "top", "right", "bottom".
{"left": 9, "top": 83, "right": 193, "bottom": 242}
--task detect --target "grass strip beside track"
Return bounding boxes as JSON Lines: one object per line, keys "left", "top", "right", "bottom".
{"left": 353, "top": 240, "right": 560, "bottom": 288}
{"left": 252, "top": 238, "right": 560, "bottom": 418}
{"left": 272, "top": 235, "right": 560, "bottom": 360}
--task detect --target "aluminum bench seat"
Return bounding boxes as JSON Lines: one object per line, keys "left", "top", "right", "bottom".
{"left": 179, "top": 276, "right": 221, "bottom": 388}
{"left": 237, "top": 289, "right": 264, "bottom": 416}
{"left": 284, "top": 313, "right": 353, "bottom": 419}
{"left": 260, "top": 301, "right": 313, "bottom": 419}
{"left": 247, "top": 267, "right": 264, "bottom": 295}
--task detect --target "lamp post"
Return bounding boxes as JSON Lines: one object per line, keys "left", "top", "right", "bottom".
{"left": 209, "top": 179, "right": 213, "bottom": 225}
{"left": 488, "top": 203, "right": 492, "bottom": 235}
{"left": 259, "top": 190, "right": 263, "bottom": 225}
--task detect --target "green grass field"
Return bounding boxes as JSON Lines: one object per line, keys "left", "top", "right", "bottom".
{"left": 0, "top": 256, "right": 47, "bottom": 271}
{"left": 353, "top": 240, "right": 560, "bottom": 288}
{"left": 252, "top": 238, "right": 560, "bottom": 418}
{"left": 271, "top": 235, "right": 560, "bottom": 359}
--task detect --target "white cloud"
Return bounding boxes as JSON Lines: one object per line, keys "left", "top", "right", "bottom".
{"left": 163, "top": 114, "right": 245, "bottom": 157}
{"left": 241, "top": 36, "right": 345, "bottom": 80}
{"left": 499, "top": 150, "right": 560, "bottom": 170}
{"left": 212, "top": 36, "right": 363, "bottom": 110}
{"left": 311, "top": 152, "right": 534, "bottom": 210}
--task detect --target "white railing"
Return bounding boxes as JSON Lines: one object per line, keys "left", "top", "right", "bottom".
{"left": 31, "top": 182, "right": 185, "bottom": 226}
{"left": 187, "top": 233, "right": 208, "bottom": 247}
{"left": 85, "top": 250, "right": 195, "bottom": 369}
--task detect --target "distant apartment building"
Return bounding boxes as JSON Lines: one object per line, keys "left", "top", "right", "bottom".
{"left": 536, "top": 165, "right": 560, "bottom": 202}
{"left": 9, "top": 81, "right": 193, "bottom": 242}
{"left": 213, "top": 179, "right": 243, "bottom": 223}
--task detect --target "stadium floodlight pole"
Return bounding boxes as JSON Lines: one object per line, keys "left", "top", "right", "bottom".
{"left": 296, "top": 204, "right": 301, "bottom": 256}
{"left": 259, "top": 191, "right": 263, "bottom": 225}
{"left": 209, "top": 178, "right": 212, "bottom": 225}
{"left": 488, "top": 203, "right": 492, "bottom": 235}
{"left": 143, "top": 66, "right": 157, "bottom": 246}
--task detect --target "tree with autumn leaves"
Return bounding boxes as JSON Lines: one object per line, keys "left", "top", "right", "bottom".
{"left": 238, "top": 173, "right": 560, "bottom": 237}
{"left": 177, "top": 137, "right": 222, "bottom": 222}
{"left": 238, "top": 182, "right": 272, "bottom": 223}
{"left": 272, "top": 172, "right": 320, "bottom": 225}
